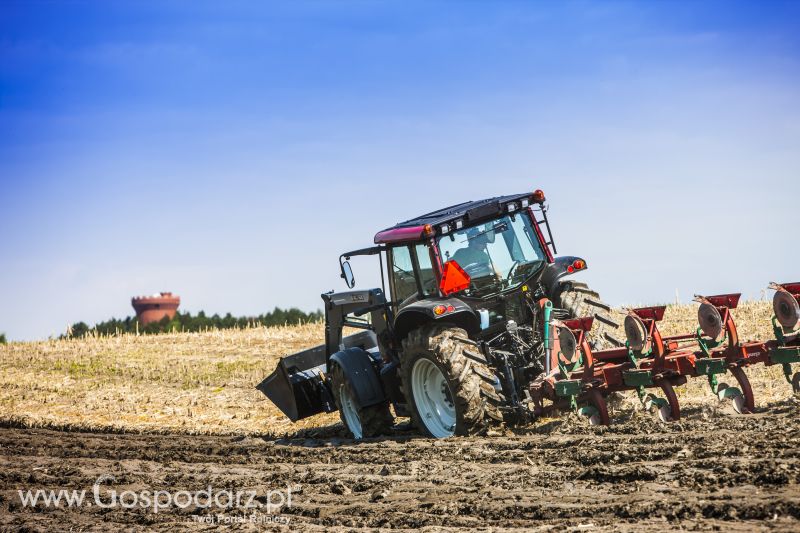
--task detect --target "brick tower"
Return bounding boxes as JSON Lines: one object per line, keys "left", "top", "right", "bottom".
{"left": 131, "top": 292, "right": 181, "bottom": 326}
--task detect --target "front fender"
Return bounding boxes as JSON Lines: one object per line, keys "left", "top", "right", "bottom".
{"left": 329, "top": 347, "right": 386, "bottom": 408}
{"left": 541, "top": 256, "right": 587, "bottom": 299}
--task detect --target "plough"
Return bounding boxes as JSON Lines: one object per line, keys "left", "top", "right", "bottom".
{"left": 532, "top": 282, "right": 800, "bottom": 425}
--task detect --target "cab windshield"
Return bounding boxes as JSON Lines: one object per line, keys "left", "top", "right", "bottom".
{"left": 437, "top": 213, "right": 546, "bottom": 296}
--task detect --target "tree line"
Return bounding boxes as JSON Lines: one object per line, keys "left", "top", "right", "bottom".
{"left": 64, "top": 307, "right": 323, "bottom": 338}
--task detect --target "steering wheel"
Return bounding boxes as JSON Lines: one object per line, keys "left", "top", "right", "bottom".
{"left": 463, "top": 261, "right": 502, "bottom": 281}
{"left": 506, "top": 260, "right": 521, "bottom": 284}
{"left": 462, "top": 261, "right": 487, "bottom": 274}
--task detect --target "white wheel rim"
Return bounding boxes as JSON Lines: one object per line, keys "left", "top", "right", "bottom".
{"left": 338, "top": 384, "right": 363, "bottom": 439}
{"left": 411, "top": 358, "right": 456, "bottom": 438}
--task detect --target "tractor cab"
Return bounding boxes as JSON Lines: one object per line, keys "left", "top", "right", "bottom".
{"left": 339, "top": 190, "right": 586, "bottom": 339}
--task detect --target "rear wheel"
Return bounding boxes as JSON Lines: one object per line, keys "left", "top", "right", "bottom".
{"left": 554, "top": 281, "right": 624, "bottom": 350}
{"left": 329, "top": 364, "right": 393, "bottom": 439}
{"left": 401, "top": 325, "right": 502, "bottom": 438}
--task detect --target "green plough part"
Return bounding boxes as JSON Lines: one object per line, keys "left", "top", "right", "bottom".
{"left": 717, "top": 385, "right": 743, "bottom": 401}
{"left": 626, "top": 340, "right": 652, "bottom": 368}
{"left": 770, "top": 316, "right": 800, "bottom": 386}
{"left": 555, "top": 379, "right": 582, "bottom": 398}
{"left": 623, "top": 369, "right": 654, "bottom": 388}
{"left": 770, "top": 346, "right": 800, "bottom": 365}
{"left": 695, "top": 357, "right": 727, "bottom": 376}
{"left": 772, "top": 315, "right": 798, "bottom": 346}
{"left": 694, "top": 327, "right": 750, "bottom": 397}
{"left": 635, "top": 386, "right": 667, "bottom": 410}
{"left": 695, "top": 327, "right": 727, "bottom": 358}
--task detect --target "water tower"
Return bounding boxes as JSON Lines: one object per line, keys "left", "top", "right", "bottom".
{"left": 131, "top": 292, "right": 180, "bottom": 326}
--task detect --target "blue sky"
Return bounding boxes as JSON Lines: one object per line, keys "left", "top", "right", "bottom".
{"left": 1, "top": 1, "right": 799, "bottom": 340}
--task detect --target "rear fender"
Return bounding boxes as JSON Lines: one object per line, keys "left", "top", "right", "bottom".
{"left": 541, "top": 256, "right": 587, "bottom": 300}
{"left": 329, "top": 347, "right": 386, "bottom": 408}
{"left": 393, "top": 298, "right": 479, "bottom": 341}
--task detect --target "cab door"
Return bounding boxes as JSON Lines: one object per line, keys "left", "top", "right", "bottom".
{"left": 388, "top": 243, "right": 439, "bottom": 311}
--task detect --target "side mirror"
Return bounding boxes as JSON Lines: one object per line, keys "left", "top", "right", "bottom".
{"left": 341, "top": 260, "right": 355, "bottom": 288}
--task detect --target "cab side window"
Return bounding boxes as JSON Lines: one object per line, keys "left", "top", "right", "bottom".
{"left": 391, "top": 246, "right": 417, "bottom": 304}
{"left": 415, "top": 243, "right": 437, "bottom": 296}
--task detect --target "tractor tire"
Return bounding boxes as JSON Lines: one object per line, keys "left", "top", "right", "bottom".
{"left": 554, "top": 281, "right": 625, "bottom": 350}
{"left": 329, "top": 363, "right": 393, "bottom": 439}
{"left": 400, "top": 325, "right": 503, "bottom": 438}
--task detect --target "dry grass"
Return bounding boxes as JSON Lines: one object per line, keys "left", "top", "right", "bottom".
{"left": 0, "top": 322, "right": 339, "bottom": 435}
{"left": 0, "top": 300, "right": 793, "bottom": 436}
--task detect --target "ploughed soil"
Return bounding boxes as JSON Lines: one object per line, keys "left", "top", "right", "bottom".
{"left": 1, "top": 400, "right": 799, "bottom": 532}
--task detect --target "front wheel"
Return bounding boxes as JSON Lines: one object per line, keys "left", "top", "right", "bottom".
{"left": 401, "top": 325, "right": 503, "bottom": 438}
{"left": 329, "top": 364, "right": 393, "bottom": 439}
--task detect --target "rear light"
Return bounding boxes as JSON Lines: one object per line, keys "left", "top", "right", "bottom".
{"left": 433, "top": 304, "right": 458, "bottom": 316}
{"left": 440, "top": 224, "right": 449, "bottom": 234}
{"left": 566, "top": 259, "right": 586, "bottom": 274}
{"left": 507, "top": 203, "right": 517, "bottom": 212}
{"left": 521, "top": 198, "right": 529, "bottom": 208}
{"left": 532, "top": 189, "right": 546, "bottom": 203}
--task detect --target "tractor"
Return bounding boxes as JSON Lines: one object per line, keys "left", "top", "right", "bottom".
{"left": 257, "top": 190, "right": 624, "bottom": 438}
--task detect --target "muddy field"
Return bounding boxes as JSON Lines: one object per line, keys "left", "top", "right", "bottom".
{"left": 1, "top": 301, "right": 798, "bottom": 530}
{"left": 1, "top": 398, "right": 799, "bottom": 532}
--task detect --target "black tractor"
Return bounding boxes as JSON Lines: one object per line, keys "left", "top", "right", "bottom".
{"left": 257, "top": 190, "right": 622, "bottom": 438}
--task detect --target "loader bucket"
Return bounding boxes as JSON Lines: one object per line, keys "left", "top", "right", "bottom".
{"left": 256, "top": 330, "right": 379, "bottom": 422}
{"left": 256, "top": 344, "right": 331, "bottom": 422}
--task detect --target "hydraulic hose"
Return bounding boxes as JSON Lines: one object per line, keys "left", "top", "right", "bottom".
{"left": 543, "top": 300, "right": 553, "bottom": 375}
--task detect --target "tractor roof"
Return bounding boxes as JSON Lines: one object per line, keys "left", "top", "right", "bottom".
{"left": 374, "top": 192, "right": 536, "bottom": 245}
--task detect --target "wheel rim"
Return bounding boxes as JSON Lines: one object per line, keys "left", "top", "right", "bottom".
{"left": 411, "top": 358, "right": 456, "bottom": 438}
{"left": 338, "top": 383, "right": 363, "bottom": 439}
